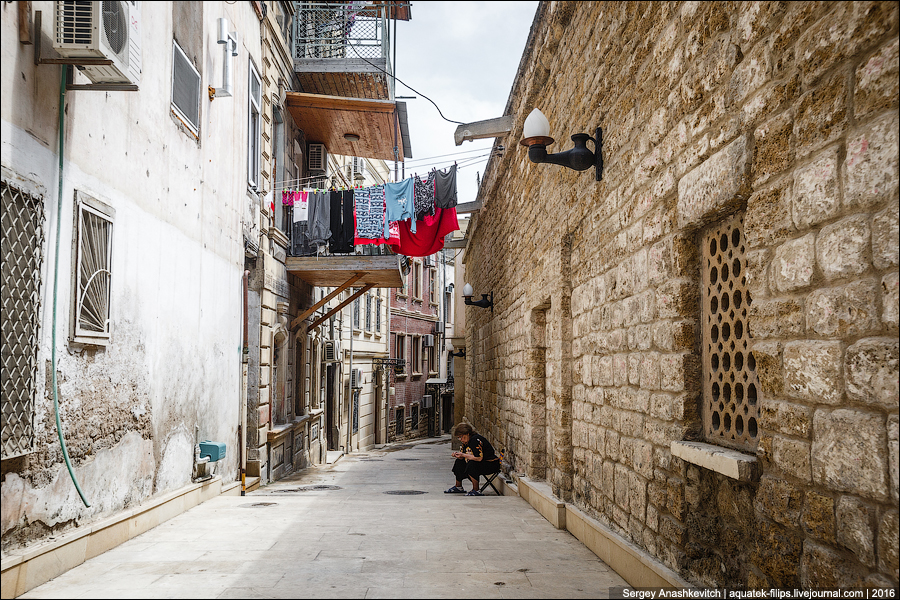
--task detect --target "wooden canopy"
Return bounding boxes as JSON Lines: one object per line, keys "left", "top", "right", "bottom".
{"left": 285, "top": 92, "right": 403, "bottom": 161}
{"left": 287, "top": 255, "right": 404, "bottom": 331}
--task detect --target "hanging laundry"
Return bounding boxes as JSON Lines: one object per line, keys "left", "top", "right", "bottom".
{"left": 292, "top": 190, "right": 309, "bottom": 223}
{"left": 413, "top": 171, "right": 436, "bottom": 221}
{"left": 354, "top": 184, "right": 386, "bottom": 242}
{"left": 305, "top": 190, "right": 331, "bottom": 248}
{"left": 328, "top": 190, "right": 355, "bottom": 254}
{"left": 388, "top": 206, "right": 460, "bottom": 257}
{"left": 291, "top": 191, "right": 318, "bottom": 257}
{"left": 384, "top": 178, "right": 416, "bottom": 239}
{"left": 434, "top": 164, "right": 458, "bottom": 209}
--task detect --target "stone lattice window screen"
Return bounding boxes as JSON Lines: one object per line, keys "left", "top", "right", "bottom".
{"left": 701, "top": 212, "right": 759, "bottom": 451}
{"left": 1, "top": 180, "right": 45, "bottom": 459}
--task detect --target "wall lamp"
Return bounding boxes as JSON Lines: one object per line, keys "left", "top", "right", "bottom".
{"left": 462, "top": 283, "right": 493, "bottom": 313}
{"left": 519, "top": 108, "right": 603, "bottom": 181}
{"left": 450, "top": 348, "right": 466, "bottom": 358}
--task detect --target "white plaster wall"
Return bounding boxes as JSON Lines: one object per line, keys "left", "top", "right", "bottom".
{"left": 1, "top": 1, "right": 260, "bottom": 544}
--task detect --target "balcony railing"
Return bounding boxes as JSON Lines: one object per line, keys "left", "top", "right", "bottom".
{"left": 294, "top": 2, "right": 391, "bottom": 63}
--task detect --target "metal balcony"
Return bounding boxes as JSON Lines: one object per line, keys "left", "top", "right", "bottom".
{"left": 293, "top": 2, "right": 408, "bottom": 101}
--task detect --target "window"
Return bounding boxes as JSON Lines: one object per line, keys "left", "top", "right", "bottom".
{"left": 410, "top": 404, "right": 419, "bottom": 430}
{"left": 412, "top": 260, "right": 422, "bottom": 300}
{"left": 375, "top": 296, "right": 382, "bottom": 333}
{"left": 395, "top": 334, "right": 406, "bottom": 375}
{"left": 395, "top": 406, "right": 405, "bottom": 434}
{"left": 427, "top": 345, "right": 436, "bottom": 375}
{"left": 701, "top": 212, "right": 759, "bottom": 451}
{"left": 428, "top": 268, "right": 436, "bottom": 304}
{"left": 248, "top": 61, "right": 262, "bottom": 189}
{"left": 353, "top": 296, "right": 361, "bottom": 330}
{"left": 273, "top": 106, "right": 290, "bottom": 234}
{"left": 1, "top": 179, "right": 44, "bottom": 459}
{"left": 411, "top": 335, "right": 422, "bottom": 375}
{"left": 365, "top": 293, "right": 372, "bottom": 331}
{"left": 72, "top": 192, "right": 114, "bottom": 346}
{"left": 171, "top": 41, "right": 201, "bottom": 135}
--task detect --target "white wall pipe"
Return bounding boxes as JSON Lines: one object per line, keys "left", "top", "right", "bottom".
{"left": 214, "top": 18, "right": 238, "bottom": 98}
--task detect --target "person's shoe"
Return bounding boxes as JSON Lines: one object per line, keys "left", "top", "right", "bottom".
{"left": 444, "top": 486, "right": 466, "bottom": 494}
{"left": 466, "top": 490, "right": 484, "bottom": 496}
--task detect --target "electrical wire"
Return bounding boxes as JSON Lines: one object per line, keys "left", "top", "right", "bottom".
{"left": 346, "top": 41, "right": 465, "bottom": 125}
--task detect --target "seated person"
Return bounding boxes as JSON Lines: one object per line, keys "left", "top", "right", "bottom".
{"left": 445, "top": 423, "right": 500, "bottom": 496}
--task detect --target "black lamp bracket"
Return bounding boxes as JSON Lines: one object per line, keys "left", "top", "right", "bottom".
{"left": 524, "top": 127, "right": 603, "bottom": 181}
{"left": 464, "top": 291, "right": 494, "bottom": 313}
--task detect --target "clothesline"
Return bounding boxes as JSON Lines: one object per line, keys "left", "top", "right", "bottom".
{"left": 284, "top": 164, "right": 460, "bottom": 258}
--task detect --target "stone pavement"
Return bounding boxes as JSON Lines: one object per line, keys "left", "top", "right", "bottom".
{"left": 20, "top": 436, "right": 626, "bottom": 598}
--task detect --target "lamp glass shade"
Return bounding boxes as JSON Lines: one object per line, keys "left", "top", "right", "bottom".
{"left": 523, "top": 108, "right": 551, "bottom": 138}
{"left": 462, "top": 283, "right": 474, "bottom": 297}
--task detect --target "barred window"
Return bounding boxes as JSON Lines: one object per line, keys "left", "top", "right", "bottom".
{"left": 1, "top": 179, "right": 45, "bottom": 459}
{"left": 365, "top": 293, "right": 372, "bottom": 331}
{"left": 395, "top": 406, "right": 405, "bottom": 434}
{"left": 701, "top": 212, "right": 759, "bottom": 451}
{"left": 72, "top": 192, "right": 114, "bottom": 346}
{"left": 353, "top": 296, "right": 360, "bottom": 330}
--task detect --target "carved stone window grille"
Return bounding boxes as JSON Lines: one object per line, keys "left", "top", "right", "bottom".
{"left": 1, "top": 180, "right": 45, "bottom": 459}
{"left": 701, "top": 212, "right": 759, "bottom": 451}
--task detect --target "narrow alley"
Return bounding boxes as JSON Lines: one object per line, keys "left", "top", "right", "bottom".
{"left": 19, "top": 437, "right": 626, "bottom": 599}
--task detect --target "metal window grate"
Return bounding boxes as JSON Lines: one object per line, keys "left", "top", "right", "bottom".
{"left": 172, "top": 41, "right": 201, "bottom": 132}
{"left": 294, "top": 2, "right": 387, "bottom": 61}
{"left": 701, "top": 212, "right": 759, "bottom": 450}
{"left": 1, "top": 180, "right": 45, "bottom": 459}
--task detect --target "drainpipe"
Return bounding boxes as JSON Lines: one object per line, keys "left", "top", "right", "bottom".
{"left": 52, "top": 65, "right": 90, "bottom": 508}
{"left": 240, "top": 270, "right": 249, "bottom": 495}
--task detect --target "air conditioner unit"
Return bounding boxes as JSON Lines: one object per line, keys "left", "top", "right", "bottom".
{"left": 424, "top": 255, "right": 434, "bottom": 267}
{"left": 350, "top": 368, "right": 363, "bottom": 389}
{"left": 308, "top": 144, "right": 327, "bottom": 171}
{"left": 434, "top": 321, "right": 445, "bottom": 335}
{"left": 54, "top": 1, "right": 142, "bottom": 86}
{"left": 324, "top": 340, "right": 341, "bottom": 362}
{"left": 423, "top": 335, "right": 434, "bottom": 347}
{"left": 423, "top": 394, "right": 433, "bottom": 408}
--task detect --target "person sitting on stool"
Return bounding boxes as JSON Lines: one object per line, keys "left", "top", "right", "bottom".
{"left": 445, "top": 423, "right": 500, "bottom": 496}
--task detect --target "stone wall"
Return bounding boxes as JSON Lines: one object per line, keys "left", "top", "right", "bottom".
{"left": 465, "top": 1, "right": 898, "bottom": 588}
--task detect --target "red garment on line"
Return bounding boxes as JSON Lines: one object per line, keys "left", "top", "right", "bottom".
{"left": 388, "top": 207, "right": 460, "bottom": 257}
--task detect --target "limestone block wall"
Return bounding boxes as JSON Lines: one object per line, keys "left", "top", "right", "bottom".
{"left": 465, "top": 1, "right": 898, "bottom": 589}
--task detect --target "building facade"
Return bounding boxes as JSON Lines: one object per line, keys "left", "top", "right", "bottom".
{"left": 463, "top": 0, "right": 898, "bottom": 589}
{"left": 1, "top": 0, "right": 260, "bottom": 550}
{"left": 390, "top": 255, "right": 442, "bottom": 439}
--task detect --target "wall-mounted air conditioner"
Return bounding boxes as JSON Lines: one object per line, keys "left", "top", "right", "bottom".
{"left": 324, "top": 340, "right": 341, "bottom": 362}
{"left": 424, "top": 255, "right": 434, "bottom": 267}
{"left": 308, "top": 144, "right": 327, "bottom": 171}
{"left": 423, "top": 394, "right": 433, "bottom": 408}
{"left": 433, "top": 321, "right": 445, "bottom": 335}
{"left": 350, "top": 368, "right": 363, "bottom": 389}
{"left": 423, "top": 335, "right": 434, "bottom": 348}
{"left": 53, "top": 1, "right": 142, "bottom": 86}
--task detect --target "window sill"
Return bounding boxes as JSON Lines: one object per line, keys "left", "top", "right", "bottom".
{"left": 670, "top": 441, "right": 759, "bottom": 482}
{"left": 397, "top": 293, "right": 408, "bottom": 299}
{"left": 395, "top": 373, "right": 407, "bottom": 380}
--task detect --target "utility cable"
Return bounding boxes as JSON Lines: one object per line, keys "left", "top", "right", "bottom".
{"left": 347, "top": 41, "right": 465, "bottom": 125}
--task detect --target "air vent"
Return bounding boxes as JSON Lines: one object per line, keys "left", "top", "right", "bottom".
{"left": 350, "top": 368, "right": 363, "bottom": 389}
{"left": 308, "top": 143, "right": 327, "bottom": 171}
{"left": 324, "top": 340, "right": 341, "bottom": 362}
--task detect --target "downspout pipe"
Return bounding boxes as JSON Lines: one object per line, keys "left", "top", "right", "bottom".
{"left": 53, "top": 65, "right": 90, "bottom": 508}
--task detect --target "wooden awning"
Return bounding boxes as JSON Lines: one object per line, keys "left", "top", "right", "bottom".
{"left": 288, "top": 255, "right": 404, "bottom": 331}
{"left": 285, "top": 92, "right": 403, "bottom": 161}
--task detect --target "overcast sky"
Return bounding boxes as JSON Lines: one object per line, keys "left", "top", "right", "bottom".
{"left": 393, "top": 1, "right": 539, "bottom": 204}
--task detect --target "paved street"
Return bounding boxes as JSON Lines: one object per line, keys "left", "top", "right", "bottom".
{"left": 20, "top": 436, "right": 626, "bottom": 599}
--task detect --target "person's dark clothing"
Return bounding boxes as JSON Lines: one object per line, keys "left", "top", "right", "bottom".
{"left": 452, "top": 432, "right": 500, "bottom": 484}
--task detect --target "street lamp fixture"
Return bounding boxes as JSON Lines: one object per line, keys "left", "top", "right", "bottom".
{"left": 519, "top": 108, "right": 603, "bottom": 181}
{"left": 462, "top": 283, "right": 493, "bottom": 313}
